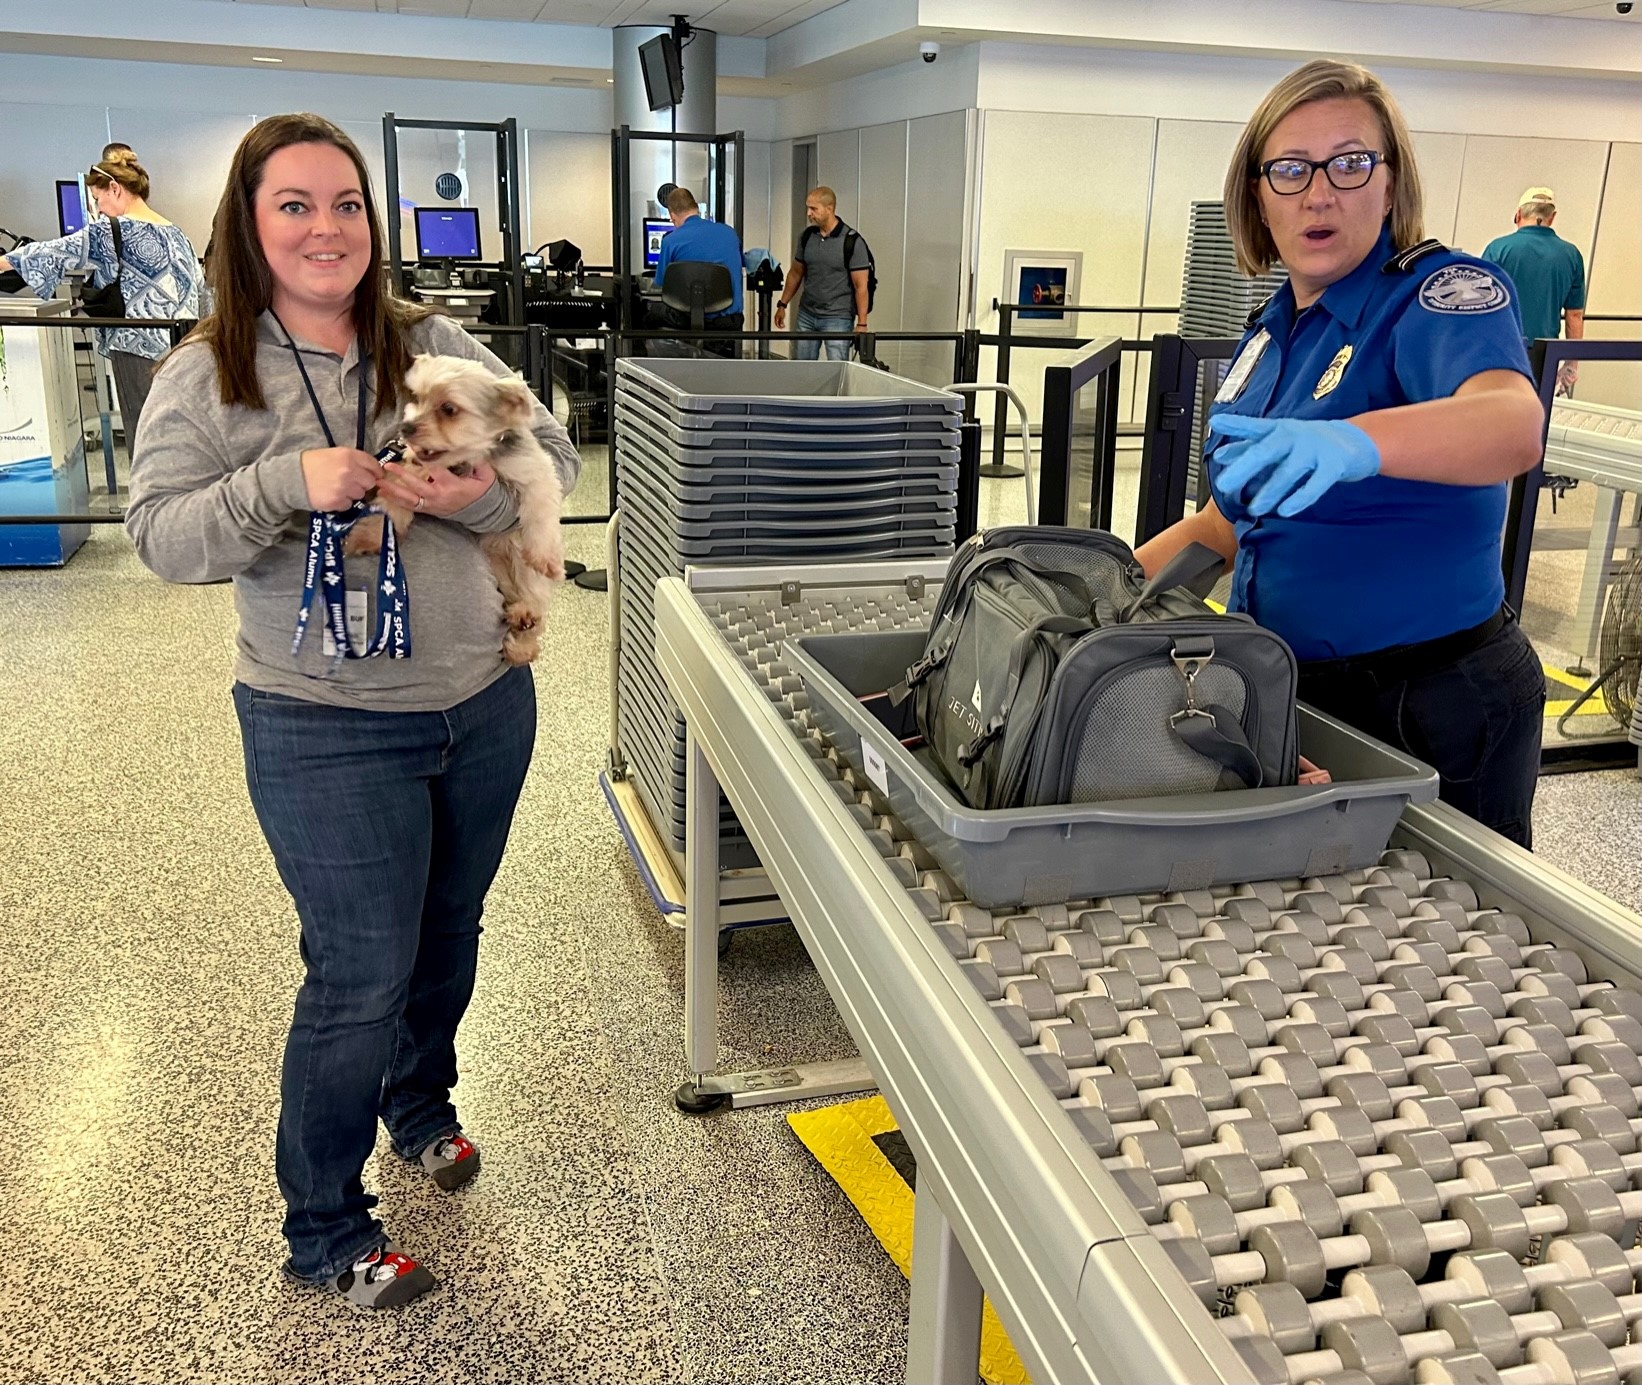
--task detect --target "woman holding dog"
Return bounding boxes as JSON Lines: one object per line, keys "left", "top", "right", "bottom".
{"left": 126, "top": 114, "right": 579, "bottom": 1308}
{"left": 1136, "top": 60, "right": 1546, "bottom": 847}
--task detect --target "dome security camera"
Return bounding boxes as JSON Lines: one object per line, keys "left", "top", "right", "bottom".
{"left": 1619, "top": 3, "right": 1633, "bottom": 12}
{"left": 919, "top": 40, "right": 940, "bottom": 63}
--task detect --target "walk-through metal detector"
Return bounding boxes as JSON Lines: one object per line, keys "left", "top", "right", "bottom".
{"left": 383, "top": 113, "right": 526, "bottom": 332}
{"left": 611, "top": 125, "right": 745, "bottom": 331}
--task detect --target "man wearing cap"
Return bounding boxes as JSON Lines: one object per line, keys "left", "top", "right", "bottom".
{"left": 1484, "top": 187, "right": 1586, "bottom": 393}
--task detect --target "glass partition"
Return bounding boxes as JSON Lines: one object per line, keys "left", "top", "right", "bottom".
{"left": 1515, "top": 346, "right": 1642, "bottom": 766}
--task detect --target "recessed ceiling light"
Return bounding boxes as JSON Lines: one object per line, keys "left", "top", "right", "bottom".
{"left": 252, "top": 55, "right": 283, "bottom": 63}
{"left": 606, "top": 77, "right": 614, "bottom": 83}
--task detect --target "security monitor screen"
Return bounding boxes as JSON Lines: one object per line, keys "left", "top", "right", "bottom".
{"left": 414, "top": 207, "right": 482, "bottom": 261}
{"left": 643, "top": 217, "right": 672, "bottom": 269}
{"left": 638, "top": 34, "right": 684, "bottom": 112}
{"left": 57, "top": 180, "right": 86, "bottom": 236}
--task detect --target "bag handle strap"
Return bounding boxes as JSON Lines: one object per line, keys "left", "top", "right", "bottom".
{"left": 108, "top": 216, "right": 124, "bottom": 283}
{"left": 1170, "top": 707, "right": 1264, "bottom": 788}
{"left": 892, "top": 546, "right": 1096, "bottom": 703}
{"left": 1120, "top": 542, "right": 1224, "bottom": 622}
{"left": 1166, "top": 636, "right": 1264, "bottom": 788}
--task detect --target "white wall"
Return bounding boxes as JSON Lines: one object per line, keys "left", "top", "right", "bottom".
{"left": 0, "top": 52, "right": 776, "bottom": 272}
{"left": 772, "top": 46, "right": 980, "bottom": 141}
{"left": 974, "top": 40, "right": 1642, "bottom": 140}
{"left": 964, "top": 43, "right": 1641, "bottom": 429}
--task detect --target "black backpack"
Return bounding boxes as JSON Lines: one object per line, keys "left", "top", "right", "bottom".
{"left": 896, "top": 527, "right": 1299, "bottom": 810}
{"left": 800, "top": 221, "right": 877, "bottom": 313}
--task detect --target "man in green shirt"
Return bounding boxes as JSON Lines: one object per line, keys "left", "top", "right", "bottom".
{"left": 1483, "top": 186, "right": 1586, "bottom": 394}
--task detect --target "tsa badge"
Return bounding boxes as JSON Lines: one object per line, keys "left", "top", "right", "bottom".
{"left": 1313, "top": 345, "right": 1353, "bottom": 400}
{"left": 1419, "top": 265, "right": 1510, "bottom": 315}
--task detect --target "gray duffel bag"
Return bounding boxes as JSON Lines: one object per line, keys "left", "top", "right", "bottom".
{"left": 895, "top": 526, "right": 1299, "bottom": 810}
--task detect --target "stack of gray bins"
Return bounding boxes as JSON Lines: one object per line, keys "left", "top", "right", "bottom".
{"left": 1179, "top": 200, "right": 1289, "bottom": 499}
{"left": 613, "top": 357, "right": 963, "bottom": 868}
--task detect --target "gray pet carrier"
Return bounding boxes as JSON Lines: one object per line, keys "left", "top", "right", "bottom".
{"left": 899, "top": 527, "right": 1299, "bottom": 809}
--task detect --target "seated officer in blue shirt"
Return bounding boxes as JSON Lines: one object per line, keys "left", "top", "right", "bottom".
{"left": 650, "top": 186, "right": 744, "bottom": 357}
{"left": 1136, "top": 59, "right": 1547, "bottom": 847}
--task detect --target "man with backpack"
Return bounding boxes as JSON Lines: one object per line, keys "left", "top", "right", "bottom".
{"left": 774, "top": 186, "right": 874, "bottom": 360}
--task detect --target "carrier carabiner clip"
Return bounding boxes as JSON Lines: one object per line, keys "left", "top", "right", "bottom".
{"left": 1170, "top": 648, "right": 1214, "bottom": 724}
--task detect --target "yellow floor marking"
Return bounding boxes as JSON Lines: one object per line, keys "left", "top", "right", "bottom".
{"left": 1543, "top": 661, "right": 1610, "bottom": 718}
{"left": 789, "top": 1097, "right": 1030, "bottom": 1385}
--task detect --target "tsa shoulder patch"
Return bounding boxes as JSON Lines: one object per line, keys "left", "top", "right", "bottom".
{"left": 1419, "top": 264, "right": 1511, "bottom": 315}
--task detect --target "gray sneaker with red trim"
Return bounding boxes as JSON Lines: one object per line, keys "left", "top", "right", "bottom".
{"left": 420, "top": 1131, "right": 482, "bottom": 1191}
{"left": 283, "top": 1242, "right": 437, "bottom": 1309}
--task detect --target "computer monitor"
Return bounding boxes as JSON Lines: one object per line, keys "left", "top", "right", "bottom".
{"left": 414, "top": 207, "right": 482, "bottom": 261}
{"left": 642, "top": 218, "right": 672, "bottom": 270}
{"left": 56, "top": 180, "right": 86, "bottom": 236}
{"left": 638, "top": 34, "right": 684, "bottom": 112}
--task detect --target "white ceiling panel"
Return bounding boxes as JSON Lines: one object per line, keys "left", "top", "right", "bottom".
{"left": 174, "top": 0, "right": 849, "bottom": 32}
{"left": 1338, "top": 0, "right": 1636, "bottom": 11}
{"left": 466, "top": 0, "right": 548, "bottom": 18}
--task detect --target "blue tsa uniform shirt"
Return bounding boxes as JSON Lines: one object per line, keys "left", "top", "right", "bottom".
{"left": 653, "top": 214, "right": 744, "bottom": 318}
{"left": 1207, "top": 225, "right": 1532, "bottom": 663}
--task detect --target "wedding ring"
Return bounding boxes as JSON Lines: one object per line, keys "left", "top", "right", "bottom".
{"left": 415, "top": 496, "right": 425, "bottom": 510}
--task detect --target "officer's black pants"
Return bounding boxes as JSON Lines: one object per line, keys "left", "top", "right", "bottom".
{"left": 1298, "top": 617, "right": 1545, "bottom": 849}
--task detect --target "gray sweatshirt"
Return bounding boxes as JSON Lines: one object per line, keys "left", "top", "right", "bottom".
{"left": 126, "top": 311, "right": 581, "bottom": 712}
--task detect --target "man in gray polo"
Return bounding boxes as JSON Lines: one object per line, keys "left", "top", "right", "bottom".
{"left": 774, "top": 186, "right": 872, "bottom": 361}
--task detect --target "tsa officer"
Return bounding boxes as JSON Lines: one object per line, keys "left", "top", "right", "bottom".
{"left": 1135, "top": 60, "right": 1547, "bottom": 846}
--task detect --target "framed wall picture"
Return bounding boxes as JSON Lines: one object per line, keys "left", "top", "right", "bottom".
{"left": 1003, "top": 249, "right": 1082, "bottom": 336}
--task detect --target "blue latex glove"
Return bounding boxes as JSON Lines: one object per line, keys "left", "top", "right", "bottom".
{"left": 1209, "top": 415, "right": 1381, "bottom": 518}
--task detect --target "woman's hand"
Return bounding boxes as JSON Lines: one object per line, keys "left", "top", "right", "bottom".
{"left": 301, "top": 446, "right": 384, "bottom": 512}
{"left": 1209, "top": 415, "right": 1381, "bottom": 519}
{"left": 377, "top": 459, "right": 497, "bottom": 518}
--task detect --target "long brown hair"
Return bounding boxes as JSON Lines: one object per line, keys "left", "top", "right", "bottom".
{"left": 188, "top": 113, "right": 431, "bottom": 415}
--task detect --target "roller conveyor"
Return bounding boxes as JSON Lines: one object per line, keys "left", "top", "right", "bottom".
{"left": 652, "top": 561, "right": 1642, "bottom": 1385}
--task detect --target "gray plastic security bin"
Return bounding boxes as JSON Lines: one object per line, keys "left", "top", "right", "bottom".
{"left": 616, "top": 358, "right": 962, "bottom": 420}
{"left": 612, "top": 357, "right": 961, "bottom": 860}
{"left": 785, "top": 630, "right": 1441, "bottom": 909}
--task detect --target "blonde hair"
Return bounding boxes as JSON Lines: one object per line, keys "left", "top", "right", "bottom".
{"left": 1224, "top": 60, "right": 1424, "bottom": 277}
{"left": 87, "top": 146, "right": 150, "bottom": 201}
{"left": 808, "top": 185, "right": 837, "bottom": 210}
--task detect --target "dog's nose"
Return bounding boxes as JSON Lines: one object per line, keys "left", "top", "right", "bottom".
{"left": 401, "top": 421, "right": 419, "bottom": 438}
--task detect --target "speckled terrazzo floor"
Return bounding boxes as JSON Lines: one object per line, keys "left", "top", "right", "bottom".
{"left": 0, "top": 514, "right": 901, "bottom": 1385}
{"left": 0, "top": 464, "right": 1636, "bottom": 1384}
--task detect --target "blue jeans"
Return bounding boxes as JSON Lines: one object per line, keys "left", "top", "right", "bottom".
{"left": 794, "top": 305, "right": 854, "bottom": 361}
{"left": 232, "top": 667, "right": 536, "bottom": 1280}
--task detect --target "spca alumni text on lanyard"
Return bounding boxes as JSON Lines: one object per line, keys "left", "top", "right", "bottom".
{"left": 278, "top": 316, "right": 412, "bottom": 666}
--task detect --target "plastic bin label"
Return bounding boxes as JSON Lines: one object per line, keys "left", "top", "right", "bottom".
{"left": 861, "top": 739, "right": 889, "bottom": 796}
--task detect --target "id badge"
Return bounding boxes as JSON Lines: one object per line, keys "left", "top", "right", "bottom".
{"left": 1215, "top": 329, "right": 1270, "bottom": 404}
{"left": 322, "top": 588, "right": 370, "bottom": 658}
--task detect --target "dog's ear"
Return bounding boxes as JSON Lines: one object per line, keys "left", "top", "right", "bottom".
{"left": 494, "top": 374, "right": 536, "bottom": 429}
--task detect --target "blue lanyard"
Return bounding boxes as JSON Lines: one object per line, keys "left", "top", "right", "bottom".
{"left": 275, "top": 316, "right": 411, "bottom": 667}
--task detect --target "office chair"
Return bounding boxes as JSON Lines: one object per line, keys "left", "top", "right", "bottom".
{"left": 660, "top": 261, "right": 734, "bottom": 331}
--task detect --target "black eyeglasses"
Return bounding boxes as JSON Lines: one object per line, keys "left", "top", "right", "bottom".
{"left": 1258, "top": 150, "right": 1386, "bottom": 195}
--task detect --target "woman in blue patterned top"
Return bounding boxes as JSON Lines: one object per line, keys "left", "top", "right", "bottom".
{"left": 0, "top": 148, "right": 201, "bottom": 441}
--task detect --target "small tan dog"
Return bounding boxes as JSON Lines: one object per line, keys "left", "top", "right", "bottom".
{"left": 348, "top": 354, "right": 565, "bottom": 665}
